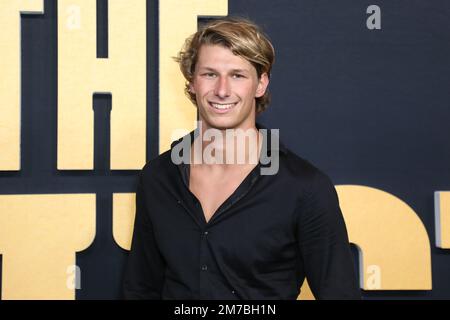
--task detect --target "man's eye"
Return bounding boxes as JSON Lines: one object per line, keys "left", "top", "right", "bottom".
{"left": 232, "top": 74, "right": 244, "bottom": 79}
{"left": 203, "top": 73, "right": 216, "bottom": 78}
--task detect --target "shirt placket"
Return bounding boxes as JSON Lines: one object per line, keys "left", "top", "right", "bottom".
{"left": 198, "top": 223, "right": 210, "bottom": 299}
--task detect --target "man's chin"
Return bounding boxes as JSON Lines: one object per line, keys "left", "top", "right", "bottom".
{"left": 201, "top": 118, "right": 241, "bottom": 131}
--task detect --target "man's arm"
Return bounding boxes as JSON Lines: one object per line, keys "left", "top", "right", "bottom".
{"left": 122, "top": 173, "right": 166, "bottom": 299}
{"left": 296, "top": 171, "right": 361, "bottom": 300}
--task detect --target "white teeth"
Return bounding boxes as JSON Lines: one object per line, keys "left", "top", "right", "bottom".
{"left": 211, "top": 103, "right": 235, "bottom": 110}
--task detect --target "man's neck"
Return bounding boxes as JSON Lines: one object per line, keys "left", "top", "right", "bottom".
{"left": 190, "top": 123, "right": 262, "bottom": 170}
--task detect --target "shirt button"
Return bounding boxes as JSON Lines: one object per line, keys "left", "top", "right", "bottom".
{"left": 201, "top": 265, "right": 208, "bottom": 271}
{"left": 231, "top": 290, "right": 236, "bottom": 294}
{"left": 203, "top": 231, "right": 209, "bottom": 236}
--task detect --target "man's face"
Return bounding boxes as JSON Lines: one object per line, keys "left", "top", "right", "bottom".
{"left": 190, "top": 44, "right": 269, "bottom": 131}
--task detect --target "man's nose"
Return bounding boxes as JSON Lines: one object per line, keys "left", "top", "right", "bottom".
{"left": 214, "top": 76, "right": 231, "bottom": 98}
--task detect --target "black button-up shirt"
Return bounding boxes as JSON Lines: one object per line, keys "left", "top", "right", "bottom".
{"left": 123, "top": 127, "right": 360, "bottom": 300}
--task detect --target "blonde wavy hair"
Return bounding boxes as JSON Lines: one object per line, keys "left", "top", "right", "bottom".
{"left": 175, "top": 17, "right": 275, "bottom": 114}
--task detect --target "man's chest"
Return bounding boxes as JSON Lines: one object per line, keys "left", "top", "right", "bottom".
{"left": 188, "top": 165, "right": 257, "bottom": 223}
{"left": 148, "top": 179, "right": 301, "bottom": 269}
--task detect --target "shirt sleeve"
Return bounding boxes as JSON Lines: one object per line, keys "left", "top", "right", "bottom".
{"left": 296, "top": 171, "right": 361, "bottom": 300}
{"left": 122, "top": 173, "right": 166, "bottom": 299}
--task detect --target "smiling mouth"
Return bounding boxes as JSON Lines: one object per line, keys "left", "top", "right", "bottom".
{"left": 209, "top": 102, "right": 237, "bottom": 110}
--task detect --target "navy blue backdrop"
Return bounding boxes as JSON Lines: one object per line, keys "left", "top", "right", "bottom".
{"left": 0, "top": 0, "right": 449, "bottom": 299}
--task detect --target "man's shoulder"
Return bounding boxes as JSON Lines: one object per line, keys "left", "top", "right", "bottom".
{"left": 280, "top": 147, "right": 335, "bottom": 191}
{"left": 139, "top": 149, "right": 175, "bottom": 180}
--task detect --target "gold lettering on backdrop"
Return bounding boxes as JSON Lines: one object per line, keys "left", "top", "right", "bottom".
{"left": 337, "top": 185, "right": 431, "bottom": 290}
{"left": 0, "top": 195, "right": 95, "bottom": 299}
{"left": 298, "top": 186, "right": 432, "bottom": 298}
{"left": 435, "top": 191, "right": 450, "bottom": 248}
{"left": 58, "top": 0, "right": 146, "bottom": 169}
{"left": 112, "top": 193, "right": 136, "bottom": 250}
{"left": 0, "top": 0, "right": 44, "bottom": 170}
{"left": 159, "top": 0, "right": 228, "bottom": 153}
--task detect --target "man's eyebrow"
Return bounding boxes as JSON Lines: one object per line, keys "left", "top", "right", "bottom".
{"left": 198, "top": 67, "right": 218, "bottom": 72}
{"left": 197, "top": 67, "right": 251, "bottom": 73}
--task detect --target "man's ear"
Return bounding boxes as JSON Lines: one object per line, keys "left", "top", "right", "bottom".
{"left": 189, "top": 82, "right": 196, "bottom": 94}
{"left": 255, "top": 73, "right": 269, "bottom": 98}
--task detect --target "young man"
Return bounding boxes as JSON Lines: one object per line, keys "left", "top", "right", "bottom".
{"left": 123, "top": 18, "right": 360, "bottom": 300}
